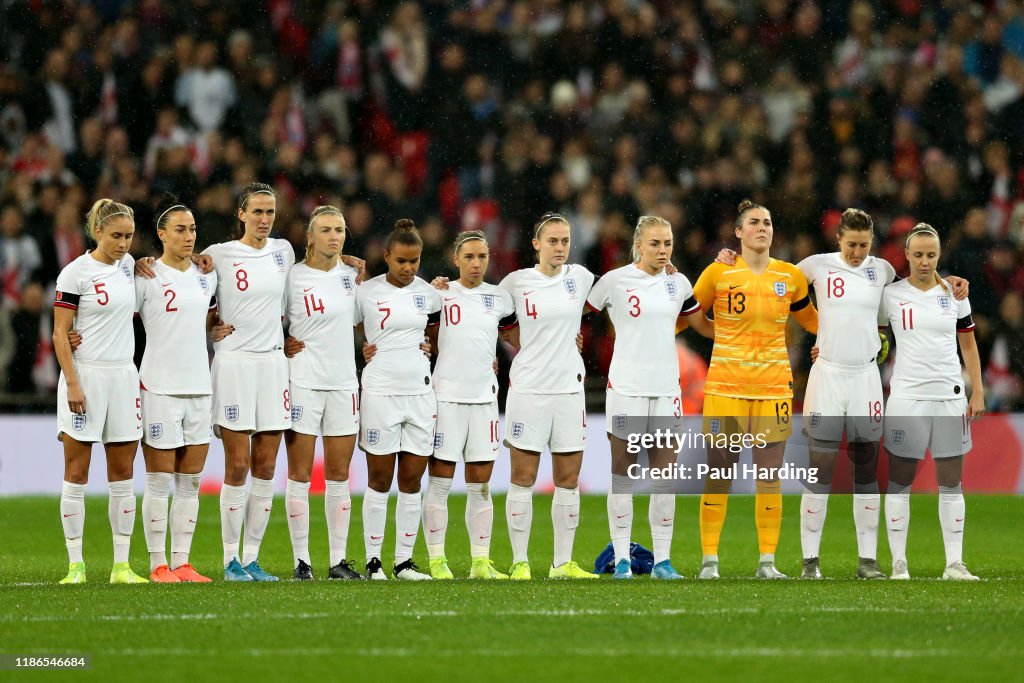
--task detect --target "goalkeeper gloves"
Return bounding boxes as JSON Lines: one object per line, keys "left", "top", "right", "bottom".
{"left": 876, "top": 331, "right": 890, "bottom": 365}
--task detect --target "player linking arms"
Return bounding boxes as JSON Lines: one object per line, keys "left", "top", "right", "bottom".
{"left": 694, "top": 200, "right": 818, "bottom": 579}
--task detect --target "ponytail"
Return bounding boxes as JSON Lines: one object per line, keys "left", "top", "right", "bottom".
{"left": 85, "top": 198, "right": 134, "bottom": 243}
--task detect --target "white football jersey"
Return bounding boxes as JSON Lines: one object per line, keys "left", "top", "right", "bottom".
{"left": 202, "top": 239, "right": 294, "bottom": 353}
{"left": 883, "top": 279, "right": 975, "bottom": 400}
{"left": 433, "top": 280, "right": 517, "bottom": 403}
{"left": 54, "top": 252, "right": 136, "bottom": 363}
{"left": 499, "top": 264, "right": 594, "bottom": 394}
{"left": 799, "top": 253, "right": 896, "bottom": 366}
{"left": 586, "top": 264, "right": 699, "bottom": 397}
{"left": 286, "top": 261, "right": 360, "bottom": 391}
{"left": 357, "top": 275, "right": 441, "bottom": 396}
{"left": 136, "top": 260, "right": 216, "bottom": 395}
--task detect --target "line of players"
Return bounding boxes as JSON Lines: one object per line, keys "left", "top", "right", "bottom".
{"left": 51, "top": 186, "right": 984, "bottom": 583}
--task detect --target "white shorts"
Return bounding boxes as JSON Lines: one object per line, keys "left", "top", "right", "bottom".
{"left": 360, "top": 392, "right": 436, "bottom": 456}
{"left": 434, "top": 400, "right": 500, "bottom": 463}
{"left": 57, "top": 360, "right": 142, "bottom": 444}
{"left": 211, "top": 351, "right": 290, "bottom": 435}
{"left": 605, "top": 388, "right": 682, "bottom": 440}
{"left": 884, "top": 396, "right": 972, "bottom": 460}
{"left": 504, "top": 389, "right": 586, "bottom": 454}
{"left": 803, "top": 358, "right": 885, "bottom": 443}
{"left": 142, "top": 390, "right": 212, "bottom": 448}
{"left": 290, "top": 384, "right": 359, "bottom": 437}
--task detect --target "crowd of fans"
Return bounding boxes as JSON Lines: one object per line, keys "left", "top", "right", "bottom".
{"left": 1, "top": 0, "right": 1023, "bottom": 410}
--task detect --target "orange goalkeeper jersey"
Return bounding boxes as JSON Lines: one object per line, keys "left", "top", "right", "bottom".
{"left": 692, "top": 257, "right": 817, "bottom": 400}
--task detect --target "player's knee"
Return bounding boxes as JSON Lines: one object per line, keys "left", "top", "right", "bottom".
{"left": 554, "top": 472, "right": 579, "bottom": 489}
{"left": 397, "top": 473, "right": 422, "bottom": 493}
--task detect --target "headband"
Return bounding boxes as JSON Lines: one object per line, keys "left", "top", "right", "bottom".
{"left": 454, "top": 233, "right": 486, "bottom": 250}
{"left": 99, "top": 210, "right": 133, "bottom": 224}
{"left": 905, "top": 226, "right": 939, "bottom": 247}
{"left": 155, "top": 204, "right": 187, "bottom": 228}
{"left": 534, "top": 212, "right": 565, "bottom": 237}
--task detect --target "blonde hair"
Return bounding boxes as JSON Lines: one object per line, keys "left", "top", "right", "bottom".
{"left": 85, "top": 198, "right": 134, "bottom": 242}
{"left": 905, "top": 222, "right": 949, "bottom": 294}
{"left": 304, "top": 205, "right": 345, "bottom": 262}
{"left": 631, "top": 215, "right": 671, "bottom": 262}
{"left": 454, "top": 230, "right": 487, "bottom": 254}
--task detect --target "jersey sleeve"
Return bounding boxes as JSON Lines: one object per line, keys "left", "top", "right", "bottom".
{"left": 54, "top": 264, "right": 81, "bottom": 310}
{"left": 352, "top": 282, "right": 366, "bottom": 326}
{"left": 427, "top": 286, "right": 442, "bottom": 314}
{"left": 956, "top": 295, "right": 975, "bottom": 332}
{"left": 134, "top": 270, "right": 149, "bottom": 310}
{"left": 788, "top": 265, "right": 817, "bottom": 333}
{"left": 585, "top": 273, "right": 612, "bottom": 313}
{"left": 498, "top": 271, "right": 517, "bottom": 297}
{"left": 207, "top": 271, "right": 218, "bottom": 309}
{"left": 882, "top": 260, "right": 897, "bottom": 285}
{"left": 578, "top": 265, "right": 596, "bottom": 298}
{"left": 498, "top": 290, "right": 518, "bottom": 329}
{"left": 796, "top": 254, "right": 820, "bottom": 284}
{"left": 676, "top": 274, "right": 700, "bottom": 315}
{"left": 692, "top": 263, "right": 720, "bottom": 312}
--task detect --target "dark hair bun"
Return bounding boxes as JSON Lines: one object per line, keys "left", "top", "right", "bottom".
{"left": 737, "top": 199, "right": 755, "bottom": 214}
{"left": 394, "top": 218, "right": 417, "bottom": 231}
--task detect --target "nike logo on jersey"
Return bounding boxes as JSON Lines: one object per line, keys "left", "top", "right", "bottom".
{"left": 444, "top": 297, "right": 457, "bottom": 302}
{"left": 91, "top": 276, "right": 105, "bottom": 282}
{"left": 828, "top": 270, "right": 840, "bottom": 274}
{"left": 303, "top": 287, "right": 314, "bottom": 293}
{"left": 376, "top": 300, "right": 389, "bottom": 305}
{"left": 160, "top": 282, "right": 173, "bottom": 287}
{"left": 626, "top": 288, "right": 638, "bottom": 293}
{"left": 729, "top": 284, "right": 740, "bottom": 290}
{"left": 522, "top": 290, "right": 535, "bottom": 296}
{"left": 899, "top": 301, "right": 911, "bottom": 306}
{"left": 233, "top": 261, "right": 245, "bottom": 267}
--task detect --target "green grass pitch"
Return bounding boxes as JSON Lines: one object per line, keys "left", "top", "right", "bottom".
{"left": 1, "top": 494, "right": 1022, "bottom": 682}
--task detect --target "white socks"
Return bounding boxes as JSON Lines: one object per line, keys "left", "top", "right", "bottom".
{"left": 142, "top": 472, "right": 172, "bottom": 571}
{"left": 108, "top": 480, "right": 135, "bottom": 564}
{"left": 938, "top": 484, "right": 965, "bottom": 566}
{"left": 423, "top": 476, "right": 452, "bottom": 559}
{"left": 885, "top": 481, "right": 911, "bottom": 564}
{"left": 241, "top": 477, "right": 274, "bottom": 566}
{"left": 325, "top": 479, "right": 351, "bottom": 566}
{"left": 506, "top": 483, "right": 533, "bottom": 564}
{"left": 60, "top": 481, "right": 86, "bottom": 564}
{"left": 465, "top": 482, "right": 493, "bottom": 558}
{"left": 362, "top": 488, "right": 389, "bottom": 561}
{"left": 220, "top": 482, "right": 247, "bottom": 566}
{"left": 853, "top": 482, "right": 880, "bottom": 560}
{"left": 551, "top": 486, "right": 580, "bottom": 567}
{"left": 395, "top": 491, "right": 421, "bottom": 565}
{"left": 800, "top": 491, "right": 829, "bottom": 559}
{"left": 285, "top": 479, "right": 311, "bottom": 566}
{"left": 607, "top": 474, "right": 633, "bottom": 563}
{"left": 649, "top": 481, "right": 676, "bottom": 564}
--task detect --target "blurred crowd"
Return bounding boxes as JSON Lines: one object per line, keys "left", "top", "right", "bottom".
{"left": 1, "top": 0, "right": 1023, "bottom": 410}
